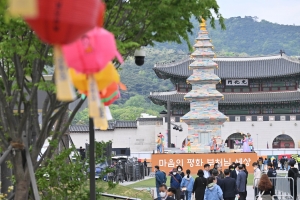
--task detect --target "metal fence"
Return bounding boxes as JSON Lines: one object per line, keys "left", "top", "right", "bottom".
{"left": 253, "top": 177, "right": 295, "bottom": 200}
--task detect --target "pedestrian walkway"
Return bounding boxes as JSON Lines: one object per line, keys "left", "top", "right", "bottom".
{"left": 119, "top": 176, "right": 153, "bottom": 186}
{"left": 121, "top": 177, "right": 255, "bottom": 200}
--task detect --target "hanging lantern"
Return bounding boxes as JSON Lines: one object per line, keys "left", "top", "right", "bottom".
{"left": 68, "top": 62, "right": 120, "bottom": 93}
{"left": 24, "top": 0, "right": 103, "bottom": 45}
{"left": 62, "top": 27, "right": 123, "bottom": 74}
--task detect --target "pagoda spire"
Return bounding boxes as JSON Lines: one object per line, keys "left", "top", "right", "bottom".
{"left": 200, "top": 19, "right": 206, "bottom": 31}
{"left": 180, "top": 19, "right": 227, "bottom": 152}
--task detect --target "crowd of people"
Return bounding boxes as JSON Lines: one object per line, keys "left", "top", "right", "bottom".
{"left": 154, "top": 158, "right": 299, "bottom": 200}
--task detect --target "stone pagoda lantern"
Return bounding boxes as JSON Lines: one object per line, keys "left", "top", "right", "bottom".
{"left": 180, "top": 19, "right": 227, "bottom": 152}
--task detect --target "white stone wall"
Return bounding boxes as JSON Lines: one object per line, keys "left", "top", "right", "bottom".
{"left": 70, "top": 120, "right": 300, "bottom": 152}
{"left": 221, "top": 120, "right": 300, "bottom": 149}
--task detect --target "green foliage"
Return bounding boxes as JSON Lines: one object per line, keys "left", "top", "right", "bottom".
{"left": 207, "top": 16, "right": 300, "bottom": 56}
{"left": 36, "top": 141, "right": 111, "bottom": 200}
{"left": 72, "top": 95, "right": 164, "bottom": 123}
{"left": 72, "top": 108, "right": 89, "bottom": 125}
{"left": 105, "top": 0, "right": 225, "bottom": 57}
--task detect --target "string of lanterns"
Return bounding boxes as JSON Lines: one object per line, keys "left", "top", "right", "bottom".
{"left": 9, "top": 0, "right": 124, "bottom": 130}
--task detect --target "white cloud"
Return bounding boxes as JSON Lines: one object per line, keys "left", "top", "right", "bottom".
{"left": 217, "top": 0, "right": 300, "bottom": 25}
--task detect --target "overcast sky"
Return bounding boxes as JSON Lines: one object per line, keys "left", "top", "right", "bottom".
{"left": 217, "top": 0, "right": 300, "bottom": 25}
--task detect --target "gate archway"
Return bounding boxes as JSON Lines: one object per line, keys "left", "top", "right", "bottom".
{"left": 225, "top": 132, "right": 244, "bottom": 149}
{"left": 272, "top": 134, "right": 295, "bottom": 148}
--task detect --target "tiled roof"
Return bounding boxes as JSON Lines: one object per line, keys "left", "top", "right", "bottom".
{"left": 115, "top": 121, "right": 137, "bottom": 128}
{"left": 70, "top": 120, "right": 137, "bottom": 132}
{"left": 153, "top": 55, "right": 300, "bottom": 79}
{"left": 137, "top": 118, "right": 163, "bottom": 121}
{"left": 149, "top": 91, "right": 300, "bottom": 105}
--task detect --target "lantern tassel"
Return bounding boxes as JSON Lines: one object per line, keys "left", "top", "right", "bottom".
{"left": 94, "top": 103, "right": 108, "bottom": 130}
{"left": 88, "top": 75, "right": 101, "bottom": 118}
{"left": 54, "top": 46, "right": 76, "bottom": 101}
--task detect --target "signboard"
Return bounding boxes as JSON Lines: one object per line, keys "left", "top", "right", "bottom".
{"left": 226, "top": 79, "right": 248, "bottom": 86}
{"left": 152, "top": 153, "right": 258, "bottom": 174}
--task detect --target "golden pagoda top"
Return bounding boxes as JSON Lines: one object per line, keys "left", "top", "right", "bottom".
{"left": 200, "top": 18, "right": 206, "bottom": 31}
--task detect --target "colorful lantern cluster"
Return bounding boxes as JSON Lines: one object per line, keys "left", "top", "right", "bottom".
{"left": 11, "top": 0, "right": 124, "bottom": 130}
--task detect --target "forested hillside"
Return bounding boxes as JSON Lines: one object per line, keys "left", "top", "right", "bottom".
{"left": 73, "top": 17, "right": 300, "bottom": 122}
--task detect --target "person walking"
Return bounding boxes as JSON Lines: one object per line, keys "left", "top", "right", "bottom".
{"left": 222, "top": 169, "right": 238, "bottom": 200}
{"left": 236, "top": 165, "right": 247, "bottom": 200}
{"left": 263, "top": 158, "right": 268, "bottom": 171}
{"left": 158, "top": 185, "right": 177, "bottom": 200}
{"left": 217, "top": 165, "right": 225, "bottom": 179}
{"left": 204, "top": 176, "right": 223, "bottom": 200}
{"left": 177, "top": 165, "right": 185, "bottom": 200}
{"left": 241, "top": 164, "right": 248, "bottom": 198}
{"left": 252, "top": 162, "right": 262, "bottom": 197}
{"left": 296, "top": 156, "right": 300, "bottom": 171}
{"left": 257, "top": 174, "right": 273, "bottom": 200}
{"left": 288, "top": 159, "right": 298, "bottom": 200}
{"left": 193, "top": 169, "right": 207, "bottom": 200}
{"left": 203, "top": 164, "right": 211, "bottom": 178}
{"left": 180, "top": 169, "right": 194, "bottom": 200}
{"left": 177, "top": 166, "right": 185, "bottom": 178}
{"left": 170, "top": 168, "right": 182, "bottom": 200}
{"left": 280, "top": 156, "right": 285, "bottom": 170}
{"left": 155, "top": 166, "right": 167, "bottom": 200}
{"left": 272, "top": 158, "right": 278, "bottom": 170}
{"left": 212, "top": 170, "right": 224, "bottom": 189}
{"left": 230, "top": 163, "right": 240, "bottom": 180}
{"left": 267, "top": 163, "right": 277, "bottom": 198}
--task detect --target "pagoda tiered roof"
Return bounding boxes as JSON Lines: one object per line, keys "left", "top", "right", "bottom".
{"left": 153, "top": 55, "right": 300, "bottom": 79}
{"left": 149, "top": 90, "right": 300, "bottom": 105}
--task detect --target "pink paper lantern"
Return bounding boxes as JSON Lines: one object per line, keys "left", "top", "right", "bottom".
{"left": 62, "top": 27, "right": 123, "bottom": 74}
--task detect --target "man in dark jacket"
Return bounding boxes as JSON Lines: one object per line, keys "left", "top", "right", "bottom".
{"left": 236, "top": 165, "right": 247, "bottom": 200}
{"left": 155, "top": 166, "right": 166, "bottom": 200}
{"left": 267, "top": 163, "right": 277, "bottom": 197}
{"left": 223, "top": 169, "right": 238, "bottom": 200}
{"left": 170, "top": 168, "right": 182, "bottom": 200}
{"left": 212, "top": 169, "right": 224, "bottom": 190}
{"left": 230, "top": 163, "right": 240, "bottom": 180}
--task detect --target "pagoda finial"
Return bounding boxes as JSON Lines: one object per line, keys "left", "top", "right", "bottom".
{"left": 200, "top": 18, "right": 206, "bottom": 31}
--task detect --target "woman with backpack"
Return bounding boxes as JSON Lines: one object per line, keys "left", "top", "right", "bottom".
{"left": 257, "top": 174, "right": 273, "bottom": 200}
{"left": 180, "top": 169, "right": 194, "bottom": 200}
{"left": 288, "top": 160, "right": 298, "bottom": 200}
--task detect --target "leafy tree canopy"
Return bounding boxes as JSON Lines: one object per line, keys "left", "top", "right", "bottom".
{"left": 104, "top": 0, "right": 225, "bottom": 61}
{"left": 0, "top": 0, "right": 225, "bottom": 198}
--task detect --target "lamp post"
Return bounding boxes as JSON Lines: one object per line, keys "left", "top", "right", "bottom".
{"left": 89, "top": 118, "right": 96, "bottom": 200}
{"left": 129, "top": 137, "right": 131, "bottom": 148}
{"left": 176, "top": 136, "right": 177, "bottom": 147}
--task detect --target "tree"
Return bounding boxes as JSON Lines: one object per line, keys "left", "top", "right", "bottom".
{"left": 0, "top": 0, "right": 224, "bottom": 199}
{"left": 72, "top": 108, "right": 89, "bottom": 125}
{"left": 104, "top": 0, "right": 225, "bottom": 66}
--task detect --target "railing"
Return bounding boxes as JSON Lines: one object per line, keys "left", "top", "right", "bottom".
{"left": 99, "top": 193, "right": 141, "bottom": 200}
{"left": 253, "top": 177, "right": 295, "bottom": 200}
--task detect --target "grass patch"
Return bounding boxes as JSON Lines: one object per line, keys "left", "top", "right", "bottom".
{"left": 96, "top": 180, "right": 152, "bottom": 199}
{"left": 127, "top": 174, "right": 254, "bottom": 189}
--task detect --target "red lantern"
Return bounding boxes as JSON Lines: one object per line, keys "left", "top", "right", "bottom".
{"left": 97, "top": 1, "right": 106, "bottom": 27}
{"left": 25, "top": 0, "right": 102, "bottom": 45}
